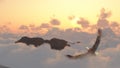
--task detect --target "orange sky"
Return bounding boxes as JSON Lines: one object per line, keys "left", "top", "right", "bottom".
{"left": 0, "top": 0, "right": 120, "bottom": 29}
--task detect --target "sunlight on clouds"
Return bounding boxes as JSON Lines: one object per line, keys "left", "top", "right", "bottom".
{"left": 0, "top": 0, "right": 120, "bottom": 27}
{"left": 70, "top": 17, "right": 81, "bottom": 28}
{"left": 0, "top": 0, "right": 120, "bottom": 68}
{"left": 0, "top": 8, "right": 119, "bottom": 35}
{"left": 0, "top": 24, "right": 120, "bottom": 68}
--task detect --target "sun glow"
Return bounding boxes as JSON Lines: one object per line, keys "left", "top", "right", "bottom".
{"left": 0, "top": 0, "right": 120, "bottom": 32}
{"left": 70, "top": 17, "right": 81, "bottom": 28}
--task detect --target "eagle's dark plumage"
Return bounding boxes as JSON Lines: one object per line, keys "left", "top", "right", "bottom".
{"left": 15, "top": 37, "right": 72, "bottom": 50}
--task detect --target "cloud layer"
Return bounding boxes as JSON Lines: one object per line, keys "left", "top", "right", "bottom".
{"left": 0, "top": 8, "right": 120, "bottom": 68}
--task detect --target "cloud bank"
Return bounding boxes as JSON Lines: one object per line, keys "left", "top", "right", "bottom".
{"left": 0, "top": 8, "right": 120, "bottom": 68}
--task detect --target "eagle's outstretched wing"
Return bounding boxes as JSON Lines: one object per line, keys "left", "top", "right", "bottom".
{"left": 66, "top": 29, "right": 102, "bottom": 59}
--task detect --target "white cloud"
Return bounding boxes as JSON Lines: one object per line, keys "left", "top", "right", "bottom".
{"left": 40, "top": 23, "right": 51, "bottom": 29}
{"left": 77, "top": 18, "right": 90, "bottom": 28}
{"left": 0, "top": 8, "right": 120, "bottom": 68}
{"left": 99, "top": 8, "right": 111, "bottom": 19}
{"left": 45, "top": 52, "right": 63, "bottom": 64}
{"left": 19, "top": 25, "right": 29, "bottom": 30}
{"left": 68, "top": 15, "right": 75, "bottom": 20}
{"left": 97, "top": 19, "right": 109, "bottom": 28}
{"left": 50, "top": 19, "right": 61, "bottom": 26}
{"left": 0, "top": 27, "right": 120, "bottom": 68}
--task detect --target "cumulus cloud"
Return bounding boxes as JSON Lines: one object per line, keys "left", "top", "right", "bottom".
{"left": 19, "top": 24, "right": 41, "bottom": 32}
{"left": 18, "top": 25, "right": 31, "bottom": 35}
{"left": 0, "top": 8, "right": 120, "bottom": 68}
{"left": 0, "top": 25, "right": 11, "bottom": 33}
{"left": 77, "top": 18, "right": 90, "bottom": 28}
{"left": 11, "top": 44, "right": 37, "bottom": 53}
{"left": 97, "top": 8, "right": 111, "bottom": 28}
{"left": 74, "top": 27, "right": 81, "bottom": 32}
{"left": 45, "top": 52, "right": 63, "bottom": 65}
{"left": 102, "top": 44, "right": 120, "bottom": 55}
{"left": 19, "top": 25, "right": 29, "bottom": 30}
{"left": 102, "top": 28, "right": 115, "bottom": 37}
{"left": 18, "top": 24, "right": 48, "bottom": 36}
{"left": 68, "top": 15, "right": 75, "bottom": 20}
{"left": 1, "top": 26, "right": 120, "bottom": 68}
{"left": 26, "top": 24, "right": 41, "bottom": 31}
{"left": 40, "top": 23, "right": 51, "bottom": 29}
{"left": 99, "top": 44, "right": 120, "bottom": 68}
{"left": 99, "top": 8, "right": 111, "bottom": 19}
{"left": 50, "top": 19, "right": 61, "bottom": 26}
{"left": 110, "top": 22, "right": 119, "bottom": 27}
{"left": 110, "top": 22, "right": 120, "bottom": 35}
{"left": 29, "top": 24, "right": 36, "bottom": 30}
{"left": 97, "top": 19, "right": 109, "bottom": 28}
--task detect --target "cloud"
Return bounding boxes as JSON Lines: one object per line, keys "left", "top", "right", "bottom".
{"left": 110, "top": 21, "right": 119, "bottom": 27}
{"left": 0, "top": 8, "right": 120, "bottom": 68}
{"left": 19, "top": 24, "right": 41, "bottom": 32}
{"left": 0, "top": 25, "right": 11, "bottom": 33}
{"left": 50, "top": 19, "right": 61, "bottom": 26}
{"left": 74, "top": 27, "right": 81, "bottom": 32}
{"left": 100, "top": 44, "right": 120, "bottom": 68}
{"left": 77, "top": 18, "right": 90, "bottom": 28}
{"left": 29, "top": 24, "right": 36, "bottom": 30}
{"left": 0, "top": 26, "right": 120, "bottom": 68}
{"left": 99, "top": 8, "right": 111, "bottom": 19}
{"left": 18, "top": 24, "right": 49, "bottom": 36}
{"left": 0, "top": 32, "right": 18, "bottom": 45}
{"left": 102, "top": 44, "right": 120, "bottom": 55}
{"left": 19, "top": 25, "right": 29, "bottom": 30}
{"left": 0, "top": 64, "right": 10, "bottom": 68}
{"left": 110, "top": 22, "right": 120, "bottom": 34}
{"left": 40, "top": 23, "right": 51, "bottom": 29}
{"left": 45, "top": 52, "right": 63, "bottom": 65}
{"left": 97, "top": 8, "right": 111, "bottom": 28}
{"left": 68, "top": 15, "right": 75, "bottom": 20}
{"left": 97, "top": 19, "right": 109, "bottom": 28}
{"left": 11, "top": 44, "right": 37, "bottom": 53}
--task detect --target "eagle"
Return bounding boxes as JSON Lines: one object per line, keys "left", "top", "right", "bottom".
{"left": 66, "top": 29, "right": 102, "bottom": 59}
{"left": 15, "top": 37, "right": 79, "bottom": 50}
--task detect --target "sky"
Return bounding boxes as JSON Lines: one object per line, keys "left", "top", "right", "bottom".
{"left": 0, "top": 0, "right": 120, "bottom": 29}
{"left": 0, "top": 0, "right": 120, "bottom": 68}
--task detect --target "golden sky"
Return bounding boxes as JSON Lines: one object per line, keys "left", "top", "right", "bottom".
{"left": 0, "top": 0, "right": 120, "bottom": 28}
